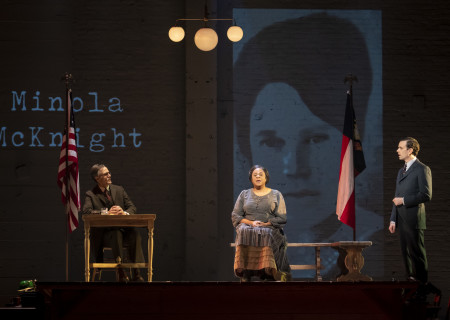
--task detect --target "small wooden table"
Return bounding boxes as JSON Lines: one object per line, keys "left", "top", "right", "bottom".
{"left": 82, "top": 214, "right": 156, "bottom": 282}
{"left": 335, "top": 241, "right": 373, "bottom": 282}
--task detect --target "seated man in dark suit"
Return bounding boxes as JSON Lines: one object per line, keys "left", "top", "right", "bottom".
{"left": 82, "top": 163, "right": 145, "bottom": 282}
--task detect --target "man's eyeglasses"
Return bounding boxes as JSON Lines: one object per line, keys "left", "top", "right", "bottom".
{"left": 99, "top": 172, "right": 111, "bottom": 177}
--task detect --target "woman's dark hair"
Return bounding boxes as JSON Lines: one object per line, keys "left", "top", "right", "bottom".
{"left": 248, "top": 165, "right": 270, "bottom": 185}
{"left": 401, "top": 137, "right": 420, "bottom": 156}
{"left": 234, "top": 13, "right": 373, "bottom": 163}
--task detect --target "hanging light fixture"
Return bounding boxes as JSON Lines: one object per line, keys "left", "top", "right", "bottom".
{"left": 168, "top": 26, "right": 185, "bottom": 42}
{"left": 168, "top": 4, "right": 244, "bottom": 51}
{"left": 194, "top": 28, "right": 218, "bottom": 51}
{"left": 227, "top": 25, "right": 244, "bottom": 42}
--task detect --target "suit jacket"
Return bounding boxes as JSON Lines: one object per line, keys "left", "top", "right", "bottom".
{"left": 390, "top": 159, "right": 432, "bottom": 230}
{"left": 82, "top": 184, "right": 137, "bottom": 215}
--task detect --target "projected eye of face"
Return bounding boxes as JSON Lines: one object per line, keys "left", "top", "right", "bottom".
{"left": 250, "top": 83, "right": 341, "bottom": 240}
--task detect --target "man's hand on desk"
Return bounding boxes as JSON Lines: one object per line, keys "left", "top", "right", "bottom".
{"left": 108, "top": 205, "right": 126, "bottom": 215}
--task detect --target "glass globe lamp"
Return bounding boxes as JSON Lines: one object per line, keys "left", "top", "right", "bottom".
{"left": 227, "top": 26, "right": 243, "bottom": 42}
{"left": 194, "top": 27, "right": 218, "bottom": 51}
{"left": 168, "top": 26, "right": 185, "bottom": 42}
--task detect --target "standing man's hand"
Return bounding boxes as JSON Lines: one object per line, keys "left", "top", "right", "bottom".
{"left": 389, "top": 222, "right": 396, "bottom": 234}
{"left": 392, "top": 197, "right": 404, "bottom": 206}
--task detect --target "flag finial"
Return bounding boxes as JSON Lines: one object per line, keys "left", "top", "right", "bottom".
{"left": 344, "top": 74, "right": 358, "bottom": 94}
{"left": 61, "top": 73, "right": 74, "bottom": 90}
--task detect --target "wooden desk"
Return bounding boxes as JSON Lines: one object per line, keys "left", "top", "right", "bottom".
{"left": 82, "top": 214, "right": 156, "bottom": 282}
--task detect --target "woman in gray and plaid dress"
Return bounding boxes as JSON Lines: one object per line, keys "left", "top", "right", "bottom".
{"left": 232, "top": 165, "right": 291, "bottom": 282}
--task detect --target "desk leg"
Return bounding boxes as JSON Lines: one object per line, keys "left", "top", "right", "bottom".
{"left": 337, "top": 246, "right": 372, "bottom": 282}
{"left": 84, "top": 223, "right": 91, "bottom": 282}
{"left": 315, "top": 247, "right": 322, "bottom": 282}
{"left": 148, "top": 227, "right": 154, "bottom": 282}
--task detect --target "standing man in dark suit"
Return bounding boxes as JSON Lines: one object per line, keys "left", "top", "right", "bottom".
{"left": 82, "top": 164, "right": 145, "bottom": 282}
{"left": 389, "top": 137, "right": 432, "bottom": 284}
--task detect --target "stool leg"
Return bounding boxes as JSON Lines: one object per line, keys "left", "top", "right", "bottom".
{"left": 91, "top": 268, "right": 97, "bottom": 282}
{"left": 315, "top": 247, "right": 322, "bottom": 281}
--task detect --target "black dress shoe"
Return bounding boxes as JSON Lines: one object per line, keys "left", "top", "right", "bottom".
{"left": 118, "top": 269, "right": 129, "bottom": 282}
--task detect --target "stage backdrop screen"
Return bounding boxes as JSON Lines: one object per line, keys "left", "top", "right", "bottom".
{"left": 232, "top": 9, "right": 383, "bottom": 279}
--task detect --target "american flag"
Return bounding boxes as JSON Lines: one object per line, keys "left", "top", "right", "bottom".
{"left": 57, "top": 89, "right": 80, "bottom": 232}
{"left": 336, "top": 90, "right": 366, "bottom": 229}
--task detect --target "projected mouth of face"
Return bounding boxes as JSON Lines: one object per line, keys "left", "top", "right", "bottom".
{"left": 250, "top": 83, "right": 341, "bottom": 232}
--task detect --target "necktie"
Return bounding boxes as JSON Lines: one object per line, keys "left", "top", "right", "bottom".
{"left": 402, "top": 163, "right": 407, "bottom": 174}
{"left": 104, "top": 190, "right": 112, "bottom": 206}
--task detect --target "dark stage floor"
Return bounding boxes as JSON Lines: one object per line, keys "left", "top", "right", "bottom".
{"left": 1, "top": 281, "right": 439, "bottom": 320}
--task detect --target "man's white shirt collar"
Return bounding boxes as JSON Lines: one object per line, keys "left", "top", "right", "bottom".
{"left": 405, "top": 157, "right": 417, "bottom": 171}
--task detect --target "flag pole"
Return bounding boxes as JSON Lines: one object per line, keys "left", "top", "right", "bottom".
{"left": 62, "top": 72, "right": 73, "bottom": 281}
{"left": 337, "top": 74, "right": 366, "bottom": 241}
{"left": 344, "top": 74, "right": 357, "bottom": 241}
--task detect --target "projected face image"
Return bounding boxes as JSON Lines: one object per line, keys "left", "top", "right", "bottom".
{"left": 247, "top": 82, "right": 382, "bottom": 278}
{"left": 250, "top": 83, "right": 341, "bottom": 235}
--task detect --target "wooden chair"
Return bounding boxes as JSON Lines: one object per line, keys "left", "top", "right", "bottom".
{"left": 91, "top": 247, "right": 132, "bottom": 281}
